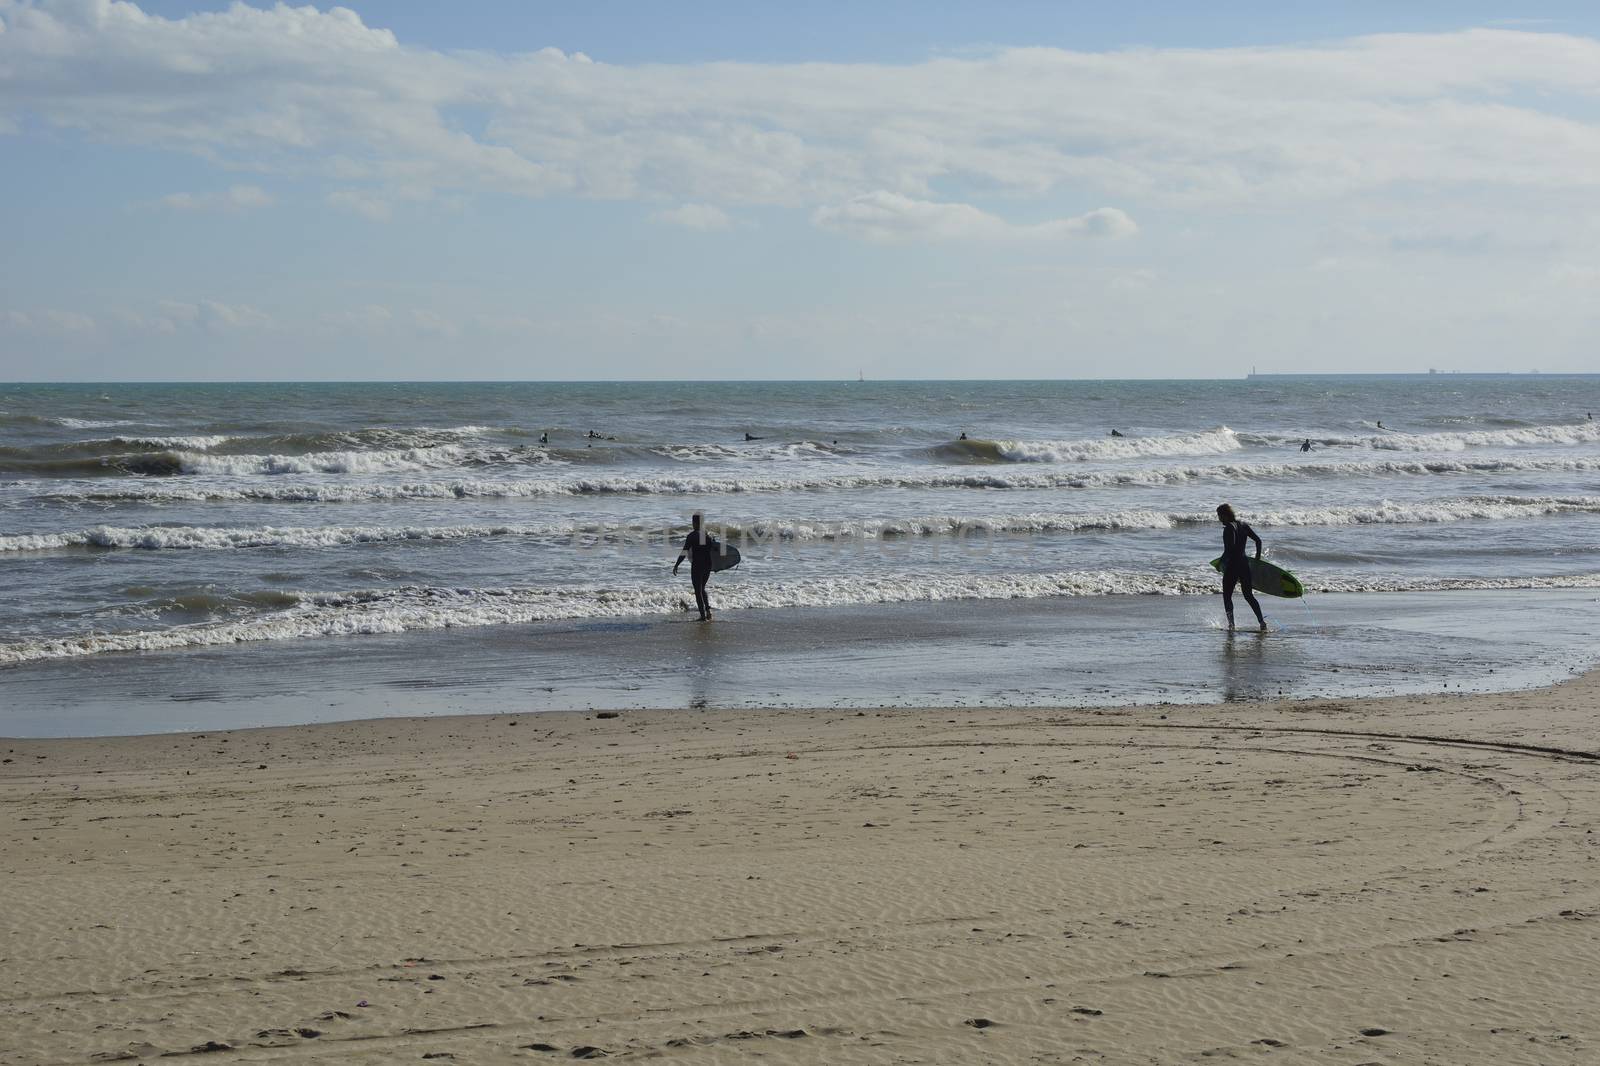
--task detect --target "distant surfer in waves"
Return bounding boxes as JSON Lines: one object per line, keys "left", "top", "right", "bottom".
{"left": 1216, "top": 503, "right": 1266, "bottom": 632}
{"left": 673, "top": 512, "right": 718, "bottom": 621}
{"left": 1300, "top": 438, "right": 1312, "bottom": 452}
{"left": 1109, "top": 429, "right": 1124, "bottom": 437}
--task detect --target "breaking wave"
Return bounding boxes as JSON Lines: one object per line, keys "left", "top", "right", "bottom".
{"left": 0, "top": 443, "right": 561, "bottom": 478}
{"left": 26, "top": 455, "right": 1600, "bottom": 505}
{"left": 1241, "top": 421, "right": 1600, "bottom": 453}
{"left": 6, "top": 495, "right": 1599, "bottom": 555}
{"left": 6, "top": 569, "right": 1599, "bottom": 666}
{"left": 932, "top": 427, "right": 1242, "bottom": 463}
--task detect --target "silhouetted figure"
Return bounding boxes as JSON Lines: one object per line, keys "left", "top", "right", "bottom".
{"left": 587, "top": 430, "right": 602, "bottom": 439}
{"left": 1300, "top": 438, "right": 1312, "bottom": 452}
{"left": 1217, "top": 503, "right": 1266, "bottom": 631}
{"left": 958, "top": 432, "right": 968, "bottom": 440}
{"left": 539, "top": 431, "right": 549, "bottom": 445}
{"left": 744, "top": 433, "right": 762, "bottom": 441}
{"left": 1376, "top": 421, "right": 1384, "bottom": 430}
{"left": 673, "top": 512, "right": 719, "bottom": 621}
{"left": 1109, "top": 429, "right": 1124, "bottom": 438}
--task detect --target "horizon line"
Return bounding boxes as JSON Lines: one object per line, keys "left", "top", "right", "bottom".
{"left": 7, "top": 372, "right": 1600, "bottom": 386}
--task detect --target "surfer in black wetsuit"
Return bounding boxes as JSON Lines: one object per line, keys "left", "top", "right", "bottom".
{"left": 1300, "top": 438, "right": 1312, "bottom": 452}
{"left": 1216, "top": 503, "right": 1266, "bottom": 631}
{"left": 673, "top": 512, "right": 718, "bottom": 621}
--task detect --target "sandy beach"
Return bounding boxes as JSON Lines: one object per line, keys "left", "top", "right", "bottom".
{"left": 4, "top": 677, "right": 1599, "bottom": 1065}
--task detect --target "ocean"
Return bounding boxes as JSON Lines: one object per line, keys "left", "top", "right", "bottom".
{"left": 3, "top": 377, "right": 1598, "bottom": 735}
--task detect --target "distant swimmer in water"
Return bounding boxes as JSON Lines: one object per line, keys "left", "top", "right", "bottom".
{"left": 1109, "top": 429, "right": 1124, "bottom": 438}
{"left": 587, "top": 430, "right": 602, "bottom": 439}
{"left": 744, "top": 432, "right": 763, "bottom": 441}
{"left": 539, "top": 431, "right": 549, "bottom": 445}
{"left": 1376, "top": 421, "right": 1384, "bottom": 430}
{"left": 1300, "top": 438, "right": 1312, "bottom": 452}
{"left": 1216, "top": 503, "right": 1266, "bottom": 632}
{"left": 673, "top": 512, "right": 720, "bottom": 621}
{"left": 959, "top": 432, "right": 968, "bottom": 440}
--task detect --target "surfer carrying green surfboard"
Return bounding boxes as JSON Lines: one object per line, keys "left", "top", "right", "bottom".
{"left": 674, "top": 512, "right": 718, "bottom": 621}
{"left": 1216, "top": 503, "right": 1267, "bottom": 631}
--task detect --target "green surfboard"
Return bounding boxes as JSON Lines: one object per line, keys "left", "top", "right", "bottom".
{"left": 710, "top": 542, "right": 741, "bottom": 572}
{"left": 1210, "top": 556, "right": 1304, "bottom": 599}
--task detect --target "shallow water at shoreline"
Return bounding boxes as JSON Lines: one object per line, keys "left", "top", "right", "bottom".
{"left": 3, "top": 588, "right": 1593, "bottom": 737}
{"left": 4, "top": 378, "right": 1599, "bottom": 672}
{"left": 5, "top": 379, "right": 1598, "bottom": 732}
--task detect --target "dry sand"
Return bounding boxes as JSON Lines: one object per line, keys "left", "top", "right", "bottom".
{"left": 3, "top": 674, "right": 1599, "bottom": 1065}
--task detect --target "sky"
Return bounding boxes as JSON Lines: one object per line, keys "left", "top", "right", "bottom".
{"left": 3, "top": 1, "right": 1600, "bottom": 381}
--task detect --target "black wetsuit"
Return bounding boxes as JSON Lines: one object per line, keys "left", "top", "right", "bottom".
{"left": 682, "top": 530, "right": 719, "bottom": 618}
{"left": 1220, "top": 520, "right": 1265, "bottom": 627}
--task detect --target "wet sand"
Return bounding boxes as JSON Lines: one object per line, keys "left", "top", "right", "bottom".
{"left": 4, "top": 676, "right": 1600, "bottom": 1064}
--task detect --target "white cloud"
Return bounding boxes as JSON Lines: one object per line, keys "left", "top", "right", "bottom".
{"left": 327, "top": 188, "right": 394, "bottom": 221}
{"left": 650, "top": 203, "right": 733, "bottom": 230}
{"left": 811, "top": 192, "right": 1136, "bottom": 243}
{"left": 198, "top": 300, "right": 270, "bottom": 330}
{"left": 409, "top": 308, "right": 456, "bottom": 336}
{"left": 42, "top": 308, "right": 96, "bottom": 332}
{"left": 1108, "top": 268, "right": 1158, "bottom": 293}
{"left": 146, "top": 300, "right": 270, "bottom": 331}
{"left": 3, "top": 2, "right": 1600, "bottom": 221}
{"left": 156, "top": 300, "right": 200, "bottom": 328}
{"left": 319, "top": 304, "right": 393, "bottom": 333}
{"left": 326, "top": 183, "right": 439, "bottom": 220}
{"left": 471, "top": 313, "right": 545, "bottom": 337}
{"left": 158, "top": 184, "right": 273, "bottom": 212}
{"left": 0, "top": 307, "right": 96, "bottom": 334}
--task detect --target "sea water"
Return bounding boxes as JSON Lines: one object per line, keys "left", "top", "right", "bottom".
{"left": 2, "top": 377, "right": 1597, "bottom": 733}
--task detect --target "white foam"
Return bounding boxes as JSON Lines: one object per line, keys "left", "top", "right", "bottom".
{"left": 654, "top": 443, "right": 743, "bottom": 462}
{"left": 5, "top": 568, "right": 1598, "bottom": 666}
{"left": 101, "top": 434, "right": 235, "bottom": 451}
{"left": 0, "top": 569, "right": 1203, "bottom": 665}
{"left": 654, "top": 440, "right": 839, "bottom": 463}
{"left": 171, "top": 445, "right": 476, "bottom": 476}
{"left": 1243, "top": 421, "right": 1600, "bottom": 453}
{"left": 718, "top": 496, "right": 1600, "bottom": 542}
{"left": 0, "top": 522, "right": 568, "bottom": 553}
{"left": 993, "top": 427, "right": 1243, "bottom": 462}
{"left": 7, "top": 495, "right": 1596, "bottom": 555}
{"left": 51, "top": 416, "right": 142, "bottom": 429}
{"left": 33, "top": 454, "right": 1600, "bottom": 505}
{"left": 154, "top": 443, "right": 559, "bottom": 477}
{"left": 1241, "top": 494, "right": 1600, "bottom": 528}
